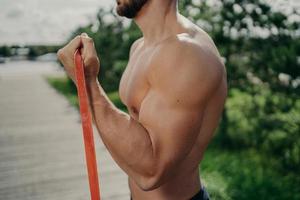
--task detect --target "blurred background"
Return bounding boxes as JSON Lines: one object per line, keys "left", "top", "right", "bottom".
{"left": 0, "top": 0, "right": 299, "bottom": 199}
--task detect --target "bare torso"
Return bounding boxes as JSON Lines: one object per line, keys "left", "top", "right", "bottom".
{"left": 118, "top": 16, "right": 227, "bottom": 200}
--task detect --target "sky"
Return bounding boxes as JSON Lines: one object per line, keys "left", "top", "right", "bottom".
{"left": 0, "top": 0, "right": 116, "bottom": 45}
{"left": 0, "top": 0, "right": 299, "bottom": 46}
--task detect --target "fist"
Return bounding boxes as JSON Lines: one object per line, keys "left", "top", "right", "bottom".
{"left": 57, "top": 33, "right": 100, "bottom": 86}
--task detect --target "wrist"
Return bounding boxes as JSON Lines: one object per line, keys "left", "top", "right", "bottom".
{"left": 85, "top": 77, "right": 109, "bottom": 109}
{"left": 85, "top": 76, "right": 99, "bottom": 86}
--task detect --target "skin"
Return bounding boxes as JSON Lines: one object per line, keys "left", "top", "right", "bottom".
{"left": 57, "top": 0, "right": 228, "bottom": 199}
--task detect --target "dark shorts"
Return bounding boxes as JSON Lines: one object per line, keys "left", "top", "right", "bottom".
{"left": 130, "top": 186, "right": 210, "bottom": 200}
{"left": 190, "top": 186, "right": 210, "bottom": 200}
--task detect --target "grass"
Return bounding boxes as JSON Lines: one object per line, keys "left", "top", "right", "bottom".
{"left": 46, "top": 75, "right": 128, "bottom": 112}
{"left": 46, "top": 76, "right": 79, "bottom": 108}
{"left": 46, "top": 75, "right": 300, "bottom": 200}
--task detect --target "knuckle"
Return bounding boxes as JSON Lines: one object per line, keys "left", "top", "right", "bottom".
{"left": 75, "top": 35, "right": 81, "bottom": 41}
{"left": 68, "top": 35, "right": 81, "bottom": 47}
{"left": 86, "top": 37, "right": 94, "bottom": 43}
{"left": 85, "top": 57, "right": 92, "bottom": 66}
{"left": 85, "top": 55, "right": 96, "bottom": 66}
{"left": 57, "top": 49, "right": 64, "bottom": 59}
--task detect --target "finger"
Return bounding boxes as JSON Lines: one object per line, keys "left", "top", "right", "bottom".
{"left": 81, "top": 37, "right": 96, "bottom": 60}
{"left": 79, "top": 47, "right": 85, "bottom": 59}
{"left": 80, "top": 47, "right": 84, "bottom": 55}
{"left": 81, "top": 36, "right": 94, "bottom": 48}
{"left": 81, "top": 32, "right": 88, "bottom": 37}
{"left": 66, "top": 35, "right": 82, "bottom": 51}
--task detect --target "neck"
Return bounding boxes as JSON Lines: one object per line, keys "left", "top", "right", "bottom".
{"left": 133, "top": 0, "right": 182, "bottom": 47}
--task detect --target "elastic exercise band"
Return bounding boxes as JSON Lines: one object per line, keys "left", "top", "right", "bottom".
{"left": 74, "top": 49, "right": 101, "bottom": 200}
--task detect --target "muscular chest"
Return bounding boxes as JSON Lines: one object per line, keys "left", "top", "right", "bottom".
{"left": 118, "top": 49, "right": 154, "bottom": 119}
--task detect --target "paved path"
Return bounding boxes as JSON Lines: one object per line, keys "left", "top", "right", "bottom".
{"left": 0, "top": 60, "right": 130, "bottom": 200}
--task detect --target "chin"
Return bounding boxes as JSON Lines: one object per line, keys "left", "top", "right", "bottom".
{"left": 115, "top": 0, "right": 148, "bottom": 19}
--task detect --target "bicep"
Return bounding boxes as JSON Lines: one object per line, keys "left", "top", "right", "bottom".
{"left": 136, "top": 41, "right": 223, "bottom": 187}
{"left": 138, "top": 88, "right": 204, "bottom": 181}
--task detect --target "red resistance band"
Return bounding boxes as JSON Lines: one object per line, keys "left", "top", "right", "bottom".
{"left": 74, "top": 49, "right": 101, "bottom": 200}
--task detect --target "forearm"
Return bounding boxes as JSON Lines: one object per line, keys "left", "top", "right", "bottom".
{"left": 85, "top": 79, "right": 155, "bottom": 184}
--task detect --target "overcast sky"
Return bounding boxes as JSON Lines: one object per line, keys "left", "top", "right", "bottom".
{"left": 0, "top": 0, "right": 299, "bottom": 46}
{"left": 0, "top": 0, "right": 115, "bottom": 45}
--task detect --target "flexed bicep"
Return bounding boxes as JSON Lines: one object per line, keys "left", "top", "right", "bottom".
{"left": 137, "top": 80, "right": 206, "bottom": 189}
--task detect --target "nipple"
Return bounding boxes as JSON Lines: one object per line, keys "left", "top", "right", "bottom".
{"left": 131, "top": 106, "right": 138, "bottom": 114}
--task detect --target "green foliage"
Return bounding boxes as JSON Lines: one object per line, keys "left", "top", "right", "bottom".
{"left": 179, "top": 0, "right": 299, "bottom": 93}
{"left": 24, "top": 45, "right": 60, "bottom": 58}
{"left": 46, "top": 76, "right": 78, "bottom": 108}
{"left": 201, "top": 148, "right": 300, "bottom": 200}
{"left": 48, "top": 75, "right": 300, "bottom": 199}
{"left": 107, "top": 91, "right": 128, "bottom": 112}
{"left": 46, "top": 76, "right": 127, "bottom": 112}
{"left": 51, "top": 0, "right": 300, "bottom": 198}
{"left": 178, "top": 1, "right": 300, "bottom": 178}
{"left": 0, "top": 45, "right": 11, "bottom": 57}
{"left": 225, "top": 87, "right": 300, "bottom": 173}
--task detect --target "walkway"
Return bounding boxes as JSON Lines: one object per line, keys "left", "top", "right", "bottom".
{"left": 0, "top": 60, "right": 130, "bottom": 200}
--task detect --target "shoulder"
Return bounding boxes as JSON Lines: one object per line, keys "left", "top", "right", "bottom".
{"left": 154, "top": 33, "right": 222, "bottom": 70}
{"left": 151, "top": 33, "right": 224, "bottom": 86}
{"left": 149, "top": 34, "right": 225, "bottom": 107}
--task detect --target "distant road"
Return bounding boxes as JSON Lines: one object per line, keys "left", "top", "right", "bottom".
{"left": 0, "top": 60, "right": 129, "bottom": 200}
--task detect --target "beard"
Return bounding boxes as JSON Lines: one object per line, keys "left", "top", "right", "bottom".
{"left": 116, "top": 0, "right": 148, "bottom": 19}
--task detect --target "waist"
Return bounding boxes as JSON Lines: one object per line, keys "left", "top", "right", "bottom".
{"left": 128, "top": 169, "right": 201, "bottom": 200}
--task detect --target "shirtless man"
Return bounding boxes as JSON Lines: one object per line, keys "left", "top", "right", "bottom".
{"left": 57, "top": 0, "right": 227, "bottom": 199}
